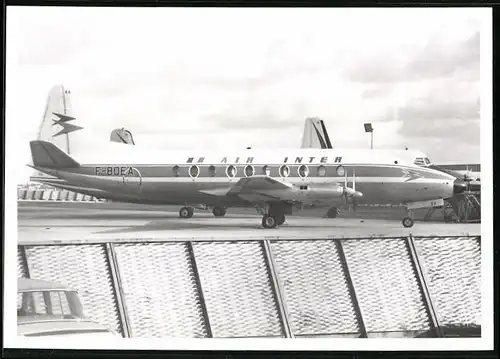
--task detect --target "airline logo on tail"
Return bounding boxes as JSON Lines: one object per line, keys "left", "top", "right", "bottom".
{"left": 52, "top": 112, "right": 83, "bottom": 137}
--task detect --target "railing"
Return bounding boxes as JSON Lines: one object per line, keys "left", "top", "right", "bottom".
{"left": 17, "top": 235, "right": 481, "bottom": 338}
{"left": 17, "top": 189, "right": 104, "bottom": 202}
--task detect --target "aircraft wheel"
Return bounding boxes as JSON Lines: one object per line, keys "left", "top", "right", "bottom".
{"left": 179, "top": 206, "right": 194, "bottom": 219}
{"left": 212, "top": 207, "right": 226, "bottom": 217}
{"left": 276, "top": 214, "right": 285, "bottom": 226}
{"left": 262, "top": 215, "right": 278, "bottom": 229}
{"left": 326, "top": 207, "right": 339, "bottom": 218}
{"left": 402, "top": 217, "right": 414, "bottom": 228}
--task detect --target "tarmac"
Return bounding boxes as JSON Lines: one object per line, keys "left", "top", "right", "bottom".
{"left": 17, "top": 201, "right": 481, "bottom": 244}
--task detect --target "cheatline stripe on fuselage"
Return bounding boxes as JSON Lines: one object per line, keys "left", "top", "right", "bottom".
{"left": 61, "top": 163, "right": 453, "bottom": 180}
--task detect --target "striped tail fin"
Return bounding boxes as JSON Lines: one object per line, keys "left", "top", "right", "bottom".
{"left": 30, "top": 85, "right": 82, "bottom": 183}
{"left": 300, "top": 117, "right": 333, "bottom": 149}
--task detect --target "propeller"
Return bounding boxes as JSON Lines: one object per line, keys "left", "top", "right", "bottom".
{"left": 342, "top": 167, "right": 362, "bottom": 211}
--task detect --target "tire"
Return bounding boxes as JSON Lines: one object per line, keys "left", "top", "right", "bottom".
{"left": 276, "top": 214, "right": 285, "bottom": 226}
{"left": 262, "top": 215, "right": 277, "bottom": 229}
{"left": 179, "top": 207, "right": 193, "bottom": 219}
{"left": 212, "top": 207, "right": 226, "bottom": 217}
{"left": 402, "top": 217, "right": 414, "bottom": 228}
{"left": 326, "top": 207, "right": 339, "bottom": 218}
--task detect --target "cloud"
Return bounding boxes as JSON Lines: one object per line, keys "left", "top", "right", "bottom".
{"left": 405, "top": 31, "right": 479, "bottom": 80}
{"left": 345, "top": 30, "right": 480, "bottom": 84}
{"left": 6, "top": 7, "right": 486, "bottom": 183}
{"left": 382, "top": 96, "right": 479, "bottom": 122}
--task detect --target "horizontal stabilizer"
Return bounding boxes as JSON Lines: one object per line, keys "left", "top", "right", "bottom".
{"left": 30, "top": 140, "right": 80, "bottom": 168}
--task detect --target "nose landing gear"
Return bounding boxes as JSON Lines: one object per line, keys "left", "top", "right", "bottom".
{"left": 402, "top": 216, "right": 414, "bottom": 228}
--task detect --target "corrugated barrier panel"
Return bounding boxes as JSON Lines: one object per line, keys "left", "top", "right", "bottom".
{"left": 26, "top": 190, "right": 35, "bottom": 200}
{"left": 193, "top": 241, "right": 284, "bottom": 338}
{"left": 414, "top": 236, "right": 481, "bottom": 327}
{"left": 24, "top": 245, "right": 123, "bottom": 335}
{"left": 42, "top": 190, "right": 51, "bottom": 200}
{"left": 34, "top": 190, "right": 43, "bottom": 200}
{"left": 341, "top": 238, "right": 431, "bottom": 334}
{"left": 114, "top": 243, "right": 209, "bottom": 338}
{"left": 271, "top": 240, "right": 360, "bottom": 336}
{"left": 17, "top": 248, "right": 28, "bottom": 278}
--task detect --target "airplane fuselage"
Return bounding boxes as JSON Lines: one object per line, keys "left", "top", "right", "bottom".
{"left": 31, "top": 145, "right": 456, "bottom": 209}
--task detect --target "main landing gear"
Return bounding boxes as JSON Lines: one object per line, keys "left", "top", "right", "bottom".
{"left": 212, "top": 206, "right": 226, "bottom": 217}
{"left": 326, "top": 206, "right": 339, "bottom": 218}
{"left": 179, "top": 206, "right": 194, "bottom": 219}
{"left": 260, "top": 203, "right": 289, "bottom": 229}
{"left": 262, "top": 214, "right": 286, "bottom": 229}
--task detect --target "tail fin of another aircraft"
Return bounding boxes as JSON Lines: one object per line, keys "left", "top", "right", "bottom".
{"left": 300, "top": 117, "right": 333, "bottom": 149}
{"left": 110, "top": 128, "right": 135, "bottom": 145}
{"left": 30, "top": 85, "right": 82, "bottom": 182}
{"left": 35, "top": 85, "right": 81, "bottom": 153}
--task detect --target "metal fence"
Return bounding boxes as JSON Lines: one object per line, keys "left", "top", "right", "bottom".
{"left": 17, "top": 189, "right": 103, "bottom": 202}
{"left": 17, "top": 235, "right": 481, "bottom": 338}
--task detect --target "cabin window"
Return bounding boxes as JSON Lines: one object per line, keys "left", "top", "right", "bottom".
{"left": 279, "top": 165, "right": 290, "bottom": 178}
{"left": 172, "top": 165, "right": 180, "bottom": 177}
{"left": 298, "top": 165, "right": 309, "bottom": 178}
{"left": 262, "top": 165, "right": 271, "bottom": 176}
{"left": 425, "top": 157, "right": 431, "bottom": 165}
{"left": 226, "top": 165, "right": 237, "bottom": 178}
{"left": 336, "top": 165, "right": 345, "bottom": 177}
{"left": 244, "top": 165, "right": 254, "bottom": 177}
{"left": 317, "top": 165, "right": 327, "bottom": 177}
{"left": 189, "top": 165, "right": 199, "bottom": 178}
{"left": 208, "top": 165, "right": 216, "bottom": 177}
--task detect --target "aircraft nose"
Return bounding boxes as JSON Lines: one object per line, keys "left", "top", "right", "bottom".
{"left": 453, "top": 178, "right": 468, "bottom": 195}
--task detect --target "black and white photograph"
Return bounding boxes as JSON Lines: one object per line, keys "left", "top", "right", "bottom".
{"left": 4, "top": 6, "right": 493, "bottom": 351}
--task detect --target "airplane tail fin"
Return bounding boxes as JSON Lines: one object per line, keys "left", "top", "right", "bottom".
{"left": 30, "top": 85, "right": 82, "bottom": 182}
{"left": 300, "top": 117, "right": 333, "bottom": 149}
{"left": 35, "top": 85, "right": 81, "bottom": 153}
{"left": 30, "top": 140, "right": 80, "bottom": 169}
{"left": 110, "top": 128, "right": 135, "bottom": 145}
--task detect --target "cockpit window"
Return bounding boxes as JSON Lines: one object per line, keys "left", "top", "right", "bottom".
{"left": 414, "top": 157, "right": 426, "bottom": 166}
{"left": 414, "top": 157, "right": 432, "bottom": 167}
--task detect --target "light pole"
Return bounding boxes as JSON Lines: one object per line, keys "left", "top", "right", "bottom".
{"left": 364, "top": 123, "right": 373, "bottom": 149}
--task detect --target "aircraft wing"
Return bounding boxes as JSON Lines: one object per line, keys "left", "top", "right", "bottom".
{"left": 230, "top": 176, "right": 293, "bottom": 192}
{"left": 226, "top": 175, "right": 296, "bottom": 203}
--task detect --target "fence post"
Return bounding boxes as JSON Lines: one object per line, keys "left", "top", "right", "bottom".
{"left": 105, "top": 243, "right": 132, "bottom": 338}
{"left": 335, "top": 239, "right": 367, "bottom": 338}
{"left": 186, "top": 241, "right": 213, "bottom": 338}
{"left": 405, "top": 235, "right": 443, "bottom": 337}
{"left": 262, "top": 239, "right": 294, "bottom": 338}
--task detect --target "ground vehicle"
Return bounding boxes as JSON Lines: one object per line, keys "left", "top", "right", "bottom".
{"left": 17, "top": 278, "right": 119, "bottom": 337}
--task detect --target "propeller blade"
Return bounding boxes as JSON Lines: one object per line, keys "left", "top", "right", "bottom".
{"left": 353, "top": 167, "right": 356, "bottom": 192}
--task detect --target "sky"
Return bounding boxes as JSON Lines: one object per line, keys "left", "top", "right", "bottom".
{"left": 6, "top": 7, "right": 488, "bottom": 184}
